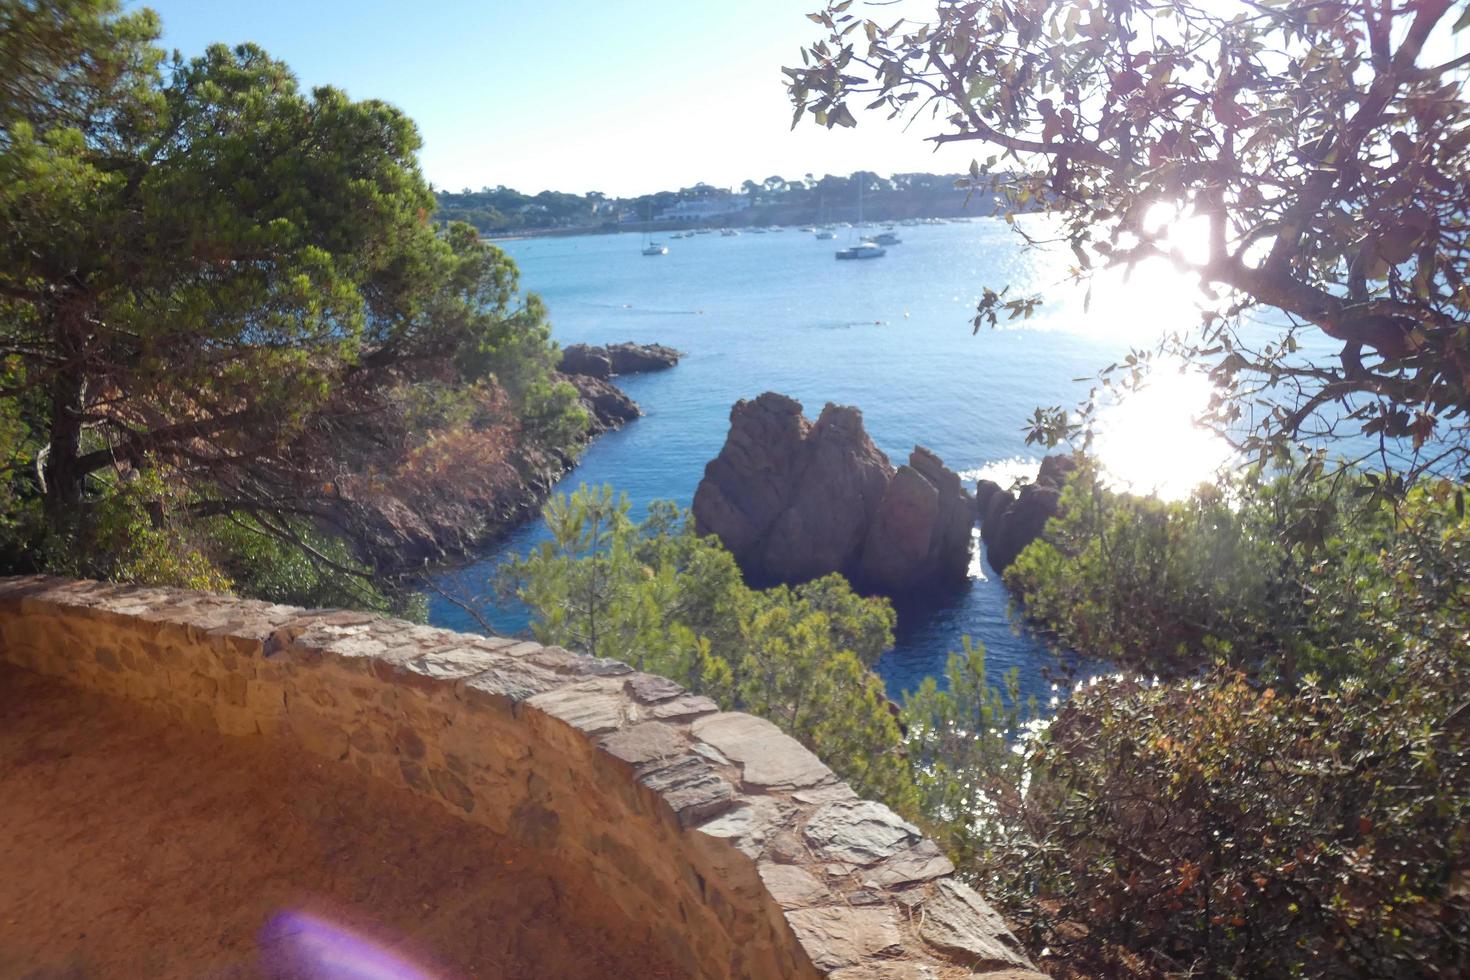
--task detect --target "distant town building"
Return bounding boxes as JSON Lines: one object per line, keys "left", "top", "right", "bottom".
{"left": 653, "top": 195, "right": 751, "bottom": 222}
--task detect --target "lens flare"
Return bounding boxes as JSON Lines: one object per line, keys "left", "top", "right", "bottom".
{"left": 259, "top": 911, "right": 440, "bottom": 980}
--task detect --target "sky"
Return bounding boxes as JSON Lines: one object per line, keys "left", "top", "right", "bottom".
{"left": 134, "top": 0, "right": 958, "bottom": 197}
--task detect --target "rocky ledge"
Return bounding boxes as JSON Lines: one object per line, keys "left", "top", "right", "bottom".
{"left": 556, "top": 371, "right": 640, "bottom": 433}
{"left": 976, "top": 454, "right": 1077, "bottom": 574}
{"left": 692, "top": 393, "right": 974, "bottom": 595}
{"left": 559, "top": 341, "right": 683, "bottom": 379}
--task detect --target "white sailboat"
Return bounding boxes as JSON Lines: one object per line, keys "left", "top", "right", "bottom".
{"left": 836, "top": 179, "right": 885, "bottom": 259}
{"left": 640, "top": 202, "right": 667, "bottom": 255}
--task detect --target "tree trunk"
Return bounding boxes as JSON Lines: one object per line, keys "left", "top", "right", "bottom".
{"left": 43, "top": 312, "right": 87, "bottom": 522}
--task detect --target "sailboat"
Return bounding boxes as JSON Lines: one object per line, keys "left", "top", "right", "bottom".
{"left": 640, "top": 201, "right": 667, "bottom": 255}
{"left": 836, "top": 179, "right": 885, "bottom": 259}
{"left": 814, "top": 189, "right": 836, "bottom": 238}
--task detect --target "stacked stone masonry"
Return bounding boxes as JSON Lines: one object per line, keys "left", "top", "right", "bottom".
{"left": 0, "top": 576, "right": 1044, "bottom": 980}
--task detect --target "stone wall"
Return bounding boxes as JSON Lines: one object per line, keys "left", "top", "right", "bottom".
{"left": 0, "top": 576, "right": 1041, "bottom": 980}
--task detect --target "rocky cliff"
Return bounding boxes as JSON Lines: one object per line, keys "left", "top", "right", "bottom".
{"left": 356, "top": 344, "right": 670, "bottom": 571}
{"left": 975, "top": 454, "right": 1077, "bottom": 574}
{"left": 692, "top": 393, "right": 974, "bottom": 594}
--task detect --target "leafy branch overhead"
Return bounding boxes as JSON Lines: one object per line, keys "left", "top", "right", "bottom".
{"left": 787, "top": 0, "right": 1470, "bottom": 476}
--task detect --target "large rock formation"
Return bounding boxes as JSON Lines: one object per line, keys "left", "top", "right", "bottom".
{"left": 693, "top": 393, "right": 974, "bottom": 593}
{"left": 860, "top": 447, "right": 977, "bottom": 589}
{"left": 976, "top": 454, "right": 1077, "bottom": 574}
{"left": 559, "top": 341, "right": 682, "bottom": 378}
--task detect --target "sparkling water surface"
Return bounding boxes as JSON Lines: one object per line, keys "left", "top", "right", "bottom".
{"left": 428, "top": 220, "right": 1201, "bottom": 701}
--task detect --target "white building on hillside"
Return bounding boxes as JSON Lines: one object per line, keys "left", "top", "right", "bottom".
{"left": 653, "top": 195, "right": 751, "bottom": 222}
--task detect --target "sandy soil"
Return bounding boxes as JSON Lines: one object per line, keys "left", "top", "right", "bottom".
{"left": 0, "top": 666, "right": 685, "bottom": 980}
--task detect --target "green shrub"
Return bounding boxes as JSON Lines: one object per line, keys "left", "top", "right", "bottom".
{"left": 506, "top": 484, "right": 915, "bottom": 811}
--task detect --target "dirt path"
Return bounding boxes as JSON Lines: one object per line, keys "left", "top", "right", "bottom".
{"left": 0, "top": 666, "right": 685, "bottom": 979}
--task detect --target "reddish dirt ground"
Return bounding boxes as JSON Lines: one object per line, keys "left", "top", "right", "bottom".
{"left": 0, "top": 666, "right": 685, "bottom": 980}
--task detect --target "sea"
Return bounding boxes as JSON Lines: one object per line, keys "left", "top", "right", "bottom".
{"left": 426, "top": 217, "right": 1255, "bottom": 704}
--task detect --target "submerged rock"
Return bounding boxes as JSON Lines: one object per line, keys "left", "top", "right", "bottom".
{"left": 692, "top": 392, "right": 973, "bottom": 594}
{"left": 978, "top": 454, "right": 1077, "bottom": 574}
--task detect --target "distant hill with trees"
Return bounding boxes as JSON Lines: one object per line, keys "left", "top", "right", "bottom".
{"left": 434, "top": 171, "right": 1015, "bottom": 236}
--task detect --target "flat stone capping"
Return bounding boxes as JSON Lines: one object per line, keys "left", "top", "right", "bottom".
{"left": 0, "top": 576, "right": 1043, "bottom": 980}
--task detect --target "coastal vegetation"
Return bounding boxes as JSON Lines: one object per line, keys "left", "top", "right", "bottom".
{"left": 4, "top": 0, "right": 1469, "bottom": 976}
{"left": 776, "top": 0, "right": 1470, "bottom": 973}
{"left": 509, "top": 460, "right": 1470, "bottom": 976}
{"left": 0, "top": 0, "right": 587, "bottom": 611}
{"left": 504, "top": 486, "right": 918, "bottom": 809}
{"left": 990, "top": 461, "right": 1470, "bottom": 976}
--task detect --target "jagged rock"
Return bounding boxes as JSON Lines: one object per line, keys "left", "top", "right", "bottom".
{"left": 693, "top": 393, "right": 973, "bottom": 594}
{"left": 1036, "top": 453, "right": 1078, "bottom": 489}
{"left": 917, "top": 879, "right": 1032, "bottom": 970}
{"left": 983, "top": 483, "right": 1060, "bottom": 574}
{"left": 556, "top": 371, "right": 640, "bottom": 433}
{"left": 975, "top": 478, "right": 1005, "bottom": 514}
{"left": 559, "top": 341, "right": 682, "bottom": 378}
{"left": 860, "top": 447, "right": 976, "bottom": 592}
{"left": 803, "top": 799, "right": 923, "bottom": 866}
{"left": 980, "top": 484, "right": 1016, "bottom": 539}
{"left": 978, "top": 454, "right": 1077, "bottom": 575}
{"left": 761, "top": 403, "right": 893, "bottom": 582}
{"left": 559, "top": 344, "right": 614, "bottom": 378}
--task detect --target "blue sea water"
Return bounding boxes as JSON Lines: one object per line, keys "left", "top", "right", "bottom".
{"left": 427, "top": 219, "right": 1217, "bottom": 702}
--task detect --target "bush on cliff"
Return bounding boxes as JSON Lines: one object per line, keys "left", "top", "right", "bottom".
{"left": 0, "top": 0, "right": 584, "bottom": 606}
{"left": 506, "top": 484, "right": 917, "bottom": 811}
{"left": 927, "top": 468, "right": 1470, "bottom": 977}
{"left": 1004, "top": 456, "right": 1410, "bottom": 682}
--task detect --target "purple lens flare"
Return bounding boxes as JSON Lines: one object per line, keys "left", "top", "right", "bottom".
{"left": 260, "top": 910, "right": 441, "bottom": 980}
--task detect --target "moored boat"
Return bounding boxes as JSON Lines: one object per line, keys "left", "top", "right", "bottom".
{"left": 836, "top": 242, "right": 886, "bottom": 260}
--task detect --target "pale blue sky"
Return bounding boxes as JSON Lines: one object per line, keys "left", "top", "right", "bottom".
{"left": 135, "top": 0, "right": 956, "bottom": 196}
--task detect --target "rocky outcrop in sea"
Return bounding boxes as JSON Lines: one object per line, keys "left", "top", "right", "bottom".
{"left": 692, "top": 392, "right": 974, "bottom": 594}
{"left": 975, "top": 454, "right": 1077, "bottom": 574}
{"left": 559, "top": 342, "right": 683, "bottom": 379}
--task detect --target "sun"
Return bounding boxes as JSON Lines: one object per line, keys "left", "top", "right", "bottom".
{"left": 1092, "top": 363, "right": 1233, "bottom": 501}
